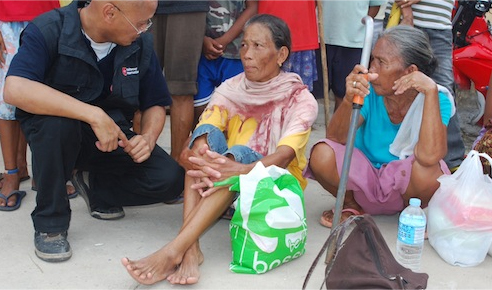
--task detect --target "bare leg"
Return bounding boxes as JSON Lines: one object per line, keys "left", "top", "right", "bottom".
{"left": 404, "top": 158, "right": 445, "bottom": 208}
{"left": 193, "top": 104, "right": 206, "bottom": 129}
{"left": 122, "top": 175, "right": 235, "bottom": 285}
{"left": 333, "top": 95, "right": 343, "bottom": 112}
{"left": 0, "top": 120, "right": 22, "bottom": 206}
{"left": 170, "top": 95, "right": 194, "bottom": 160}
{"left": 166, "top": 172, "right": 205, "bottom": 285}
{"left": 308, "top": 143, "right": 363, "bottom": 225}
{"left": 16, "top": 130, "right": 29, "bottom": 179}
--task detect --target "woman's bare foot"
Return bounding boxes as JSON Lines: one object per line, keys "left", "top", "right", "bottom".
{"left": 121, "top": 244, "right": 183, "bottom": 285}
{"left": 319, "top": 201, "right": 364, "bottom": 228}
{"left": 167, "top": 245, "right": 204, "bottom": 285}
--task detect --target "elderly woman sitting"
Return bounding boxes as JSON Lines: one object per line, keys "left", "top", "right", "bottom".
{"left": 306, "top": 25, "right": 453, "bottom": 228}
{"left": 122, "top": 14, "right": 318, "bottom": 285}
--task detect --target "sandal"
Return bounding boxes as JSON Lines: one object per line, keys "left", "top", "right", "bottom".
{"left": 0, "top": 190, "right": 26, "bottom": 211}
{"left": 320, "top": 208, "right": 362, "bottom": 228}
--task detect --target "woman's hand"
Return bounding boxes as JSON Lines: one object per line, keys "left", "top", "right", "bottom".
{"left": 188, "top": 149, "right": 244, "bottom": 181}
{"left": 344, "top": 64, "right": 378, "bottom": 103}
{"left": 392, "top": 71, "right": 437, "bottom": 96}
{"left": 187, "top": 149, "right": 246, "bottom": 197}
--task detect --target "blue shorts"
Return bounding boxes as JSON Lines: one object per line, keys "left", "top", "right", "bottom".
{"left": 189, "top": 124, "right": 263, "bottom": 164}
{"left": 194, "top": 55, "right": 243, "bottom": 107}
{"left": 326, "top": 45, "right": 362, "bottom": 99}
{"left": 313, "top": 45, "right": 362, "bottom": 99}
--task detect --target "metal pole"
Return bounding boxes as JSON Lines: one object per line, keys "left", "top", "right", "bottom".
{"left": 325, "top": 16, "right": 374, "bottom": 264}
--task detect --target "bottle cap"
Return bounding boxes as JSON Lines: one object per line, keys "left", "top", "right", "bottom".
{"left": 409, "top": 198, "right": 421, "bottom": 207}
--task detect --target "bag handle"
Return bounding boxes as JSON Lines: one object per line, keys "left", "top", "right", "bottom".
{"left": 456, "top": 150, "right": 492, "bottom": 175}
{"left": 475, "top": 150, "right": 492, "bottom": 171}
{"left": 302, "top": 215, "right": 361, "bottom": 290}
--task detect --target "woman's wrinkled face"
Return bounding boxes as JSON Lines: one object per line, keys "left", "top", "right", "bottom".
{"left": 240, "top": 23, "right": 285, "bottom": 82}
{"left": 369, "top": 38, "right": 407, "bottom": 96}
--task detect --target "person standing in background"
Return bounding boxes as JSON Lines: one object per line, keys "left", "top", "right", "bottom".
{"left": 258, "top": 0, "right": 319, "bottom": 91}
{"left": 372, "top": 1, "right": 388, "bottom": 48}
{"left": 193, "top": 0, "right": 258, "bottom": 113}
{"left": 0, "top": 1, "right": 61, "bottom": 211}
{"left": 151, "top": 1, "right": 208, "bottom": 161}
{"left": 313, "top": 0, "right": 385, "bottom": 110}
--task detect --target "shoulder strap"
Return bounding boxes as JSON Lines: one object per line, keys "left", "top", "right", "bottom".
{"left": 302, "top": 215, "right": 362, "bottom": 290}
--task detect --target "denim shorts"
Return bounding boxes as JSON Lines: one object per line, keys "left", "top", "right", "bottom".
{"left": 189, "top": 124, "right": 263, "bottom": 164}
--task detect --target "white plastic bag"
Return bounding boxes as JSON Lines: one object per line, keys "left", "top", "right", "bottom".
{"left": 428, "top": 150, "right": 492, "bottom": 267}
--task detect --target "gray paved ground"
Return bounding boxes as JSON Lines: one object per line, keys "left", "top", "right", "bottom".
{"left": 0, "top": 93, "right": 490, "bottom": 289}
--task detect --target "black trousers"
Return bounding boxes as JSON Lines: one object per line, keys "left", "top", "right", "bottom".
{"left": 20, "top": 115, "right": 184, "bottom": 233}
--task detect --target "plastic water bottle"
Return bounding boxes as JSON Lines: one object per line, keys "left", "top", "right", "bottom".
{"left": 396, "top": 198, "right": 426, "bottom": 272}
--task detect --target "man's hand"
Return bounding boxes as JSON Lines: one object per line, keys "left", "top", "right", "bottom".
{"left": 90, "top": 111, "right": 127, "bottom": 152}
{"left": 118, "top": 134, "right": 154, "bottom": 163}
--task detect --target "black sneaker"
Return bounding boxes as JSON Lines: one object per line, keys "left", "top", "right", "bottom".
{"left": 34, "top": 231, "right": 72, "bottom": 262}
{"left": 71, "top": 170, "right": 125, "bottom": 220}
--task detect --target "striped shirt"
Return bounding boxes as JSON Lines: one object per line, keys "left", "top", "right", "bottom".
{"left": 385, "top": 0, "right": 454, "bottom": 30}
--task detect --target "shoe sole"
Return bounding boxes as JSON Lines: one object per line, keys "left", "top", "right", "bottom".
{"left": 71, "top": 171, "right": 125, "bottom": 220}
{"left": 90, "top": 210, "right": 125, "bottom": 220}
{"left": 35, "top": 248, "right": 72, "bottom": 262}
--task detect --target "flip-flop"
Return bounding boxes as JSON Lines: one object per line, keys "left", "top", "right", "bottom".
{"left": 0, "top": 190, "right": 27, "bottom": 211}
{"left": 319, "top": 208, "right": 362, "bottom": 228}
{"left": 31, "top": 185, "right": 79, "bottom": 199}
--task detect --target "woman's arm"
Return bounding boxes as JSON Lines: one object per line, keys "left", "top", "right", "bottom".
{"left": 393, "top": 70, "right": 447, "bottom": 166}
{"left": 483, "top": 74, "right": 492, "bottom": 122}
{"left": 327, "top": 65, "right": 377, "bottom": 143}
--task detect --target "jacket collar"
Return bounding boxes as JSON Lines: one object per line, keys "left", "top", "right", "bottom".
{"left": 57, "top": 1, "right": 140, "bottom": 67}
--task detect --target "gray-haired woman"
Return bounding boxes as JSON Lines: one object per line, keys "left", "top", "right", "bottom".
{"left": 306, "top": 25, "right": 453, "bottom": 227}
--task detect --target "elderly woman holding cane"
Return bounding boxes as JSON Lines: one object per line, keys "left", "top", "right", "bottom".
{"left": 306, "top": 25, "right": 453, "bottom": 228}
{"left": 122, "top": 14, "right": 318, "bottom": 285}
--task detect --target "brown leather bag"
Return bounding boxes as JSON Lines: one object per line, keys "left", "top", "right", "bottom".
{"left": 303, "top": 214, "right": 429, "bottom": 290}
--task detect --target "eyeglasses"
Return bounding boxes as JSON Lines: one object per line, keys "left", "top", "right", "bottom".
{"left": 113, "top": 4, "right": 152, "bottom": 35}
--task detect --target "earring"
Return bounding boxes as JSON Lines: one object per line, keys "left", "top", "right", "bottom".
{"left": 278, "top": 63, "right": 282, "bottom": 67}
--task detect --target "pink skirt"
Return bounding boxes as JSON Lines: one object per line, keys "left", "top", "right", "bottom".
{"left": 304, "top": 139, "right": 451, "bottom": 215}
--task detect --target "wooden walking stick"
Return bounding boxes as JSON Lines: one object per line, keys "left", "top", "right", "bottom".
{"left": 316, "top": 0, "right": 330, "bottom": 126}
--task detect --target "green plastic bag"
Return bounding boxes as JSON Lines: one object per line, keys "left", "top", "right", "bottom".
{"left": 220, "top": 162, "right": 307, "bottom": 274}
